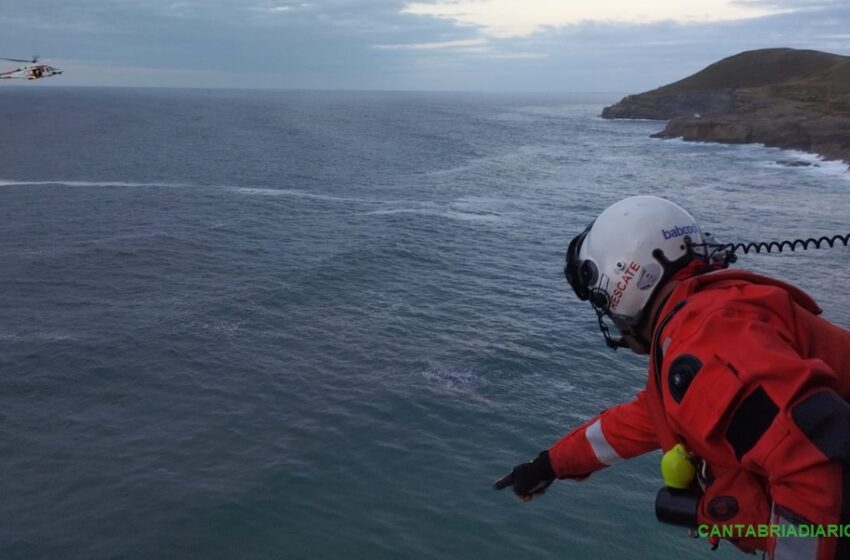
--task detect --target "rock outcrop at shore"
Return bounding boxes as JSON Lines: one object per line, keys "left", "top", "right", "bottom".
{"left": 602, "top": 48, "right": 850, "bottom": 164}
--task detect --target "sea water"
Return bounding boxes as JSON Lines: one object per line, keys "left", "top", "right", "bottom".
{"left": 1, "top": 88, "right": 848, "bottom": 559}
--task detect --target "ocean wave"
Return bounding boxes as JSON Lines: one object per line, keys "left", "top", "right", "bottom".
{"left": 450, "top": 195, "right": 521, "bottom": 213}
{"left": 653, "top": 141, "right": 850, "bottom": 177}
{"left": 229, "top": 187, "right": 375, "bottom": 204}
{"left": 0, "top": 179, "right": 189, "bottom": 188}
{"left": 763, "top": 150, "right": 850, "bottom": 178}
{"left": 0, "top": 330, "right": 79, "bottom": 342}
{"left": 365, "top": 207, "right": 504, "bottom": 223}
{"left": 364, "top": 198, "right": 510, "bottom": 223}
{"left": 423, "top": 145, "right": 561, "bottom": 178}
{"left": 0, "top": 180, "right": 400, "bottom": 205}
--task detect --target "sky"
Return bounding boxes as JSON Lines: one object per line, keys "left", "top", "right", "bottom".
{"left": 1, "top": 0, "right": 849, "bottom": 91}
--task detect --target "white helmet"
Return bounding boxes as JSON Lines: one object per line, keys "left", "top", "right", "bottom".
{"left": 565, "top": 196, "right": 707, "bottom": 349}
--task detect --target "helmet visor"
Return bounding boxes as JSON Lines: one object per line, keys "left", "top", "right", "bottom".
{"left": 564, "top": 222, "right": 594, "bottom": 301}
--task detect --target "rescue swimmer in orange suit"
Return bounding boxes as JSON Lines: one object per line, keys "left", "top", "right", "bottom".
{"left": 496, "top": 196, "right": 850, "bottom": 559}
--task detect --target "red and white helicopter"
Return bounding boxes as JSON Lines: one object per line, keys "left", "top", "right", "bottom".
{"left": 1, "top": 56, "right": 62, "bottom": 80}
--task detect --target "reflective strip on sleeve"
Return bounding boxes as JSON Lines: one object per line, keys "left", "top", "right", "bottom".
{"left": 771, "top": 505, "right": 819, "bottom": 560}
{"left": 585, "top": 418, "right": 623, "bottom": 466}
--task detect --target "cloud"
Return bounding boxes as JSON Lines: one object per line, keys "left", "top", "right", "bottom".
{"left": 402, "top": 0, "right": 783, "bottom": 38}
{"left": 1, "top": 0, "right": 848, "bottom": 90}
{"left": 732, "top": 0, "right": 842, "bottom": 7}
{"left": 372, "top": 37, "right": 549, "bottom": 61}
{"left": 373, "top": 38, "right": 487, "bottom": 50}
{"left": 485, "top": 52, "right": 547, "bottom": 60}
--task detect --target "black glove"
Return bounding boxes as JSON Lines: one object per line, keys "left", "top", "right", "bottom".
{"left": 494, "top": 450, "right": 556, "bottom": 499}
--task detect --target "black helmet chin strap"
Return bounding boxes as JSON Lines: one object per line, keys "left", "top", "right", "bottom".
{"left": 588, "top": 284, "right": 630, "bottom": 350}
{"left": 596, "top": 311, "right": 629, "bottom": 350}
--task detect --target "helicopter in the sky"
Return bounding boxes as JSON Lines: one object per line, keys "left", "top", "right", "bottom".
{"left": 1, "top": 56, "right": 63, "bottom": 80}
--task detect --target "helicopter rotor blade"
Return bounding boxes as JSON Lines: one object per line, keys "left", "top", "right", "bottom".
{"left": 0, "top": 56, "right": 39, "bottom": 63}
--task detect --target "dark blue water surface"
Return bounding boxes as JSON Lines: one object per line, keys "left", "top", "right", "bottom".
{"left": 1, "top": 87, "right": 848, "bottom": 559}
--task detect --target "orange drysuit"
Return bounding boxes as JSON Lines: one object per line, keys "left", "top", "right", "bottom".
{"left": 549, "top": 269, "right": 850, "bottom": 559}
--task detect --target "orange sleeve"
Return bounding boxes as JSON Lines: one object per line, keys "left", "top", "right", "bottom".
{"left": 548, "top": 389, "right": 659, "bottom": 479}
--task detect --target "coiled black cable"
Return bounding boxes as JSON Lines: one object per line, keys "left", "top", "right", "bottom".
{"left": 724, "top": 233, "right": 850, "bottom": 255}
{"left": 688, "top": 233, "right": 850, "bottom": 266}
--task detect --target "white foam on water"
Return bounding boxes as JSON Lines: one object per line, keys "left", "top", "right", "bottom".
{"left": 546, "top": 377, "right": 576, "bottom": 394}
{"left": 0, "top": 330, "right": 78, "bottom": 342}
{"left": 423, "top": 145, "right": 556, "bottom": 178}
{"left": 0, "top": 179, "right": 189, "bottom": 188}
{"left": 444, "top": 210, "right": 504, "bottom": 223}
{"left": 230, "top": 186, "right": 379, "bottom": 204}
{"left": 771, "top": 149, "right": 850, "bottom": 178}
{"left": 365, "top": 207, "right": 505, "bottom": 223}
{"left": 656, "top": 140, "right": 850, "bottom": 178}
{"left": 417, "top": 364, "right": 490, "bottom": 399}
{"left": 365, "top": 197, "right": 510, "bottom": 223}
{"left": 187, "top": 319, "right": 246, "bottom": 337}
{"left": 450, "top": 195, "right": 519, "bottom": 214}
{"left": 596, "top": 116, "right": 667, "bottom": 123}
{"left": 0, "top": 180, "right": 401, "bottom": 205}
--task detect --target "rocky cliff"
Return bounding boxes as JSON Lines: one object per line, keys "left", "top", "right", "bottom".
{"left": 602, "top": 49, "right": 850, "bottom": 164}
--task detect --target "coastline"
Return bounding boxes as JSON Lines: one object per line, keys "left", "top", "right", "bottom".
{"left": 650, "top": 114, "right": 850, "bottom": 167}
{"left": 600, "top": 49, "right": 850, "bottom": 168}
